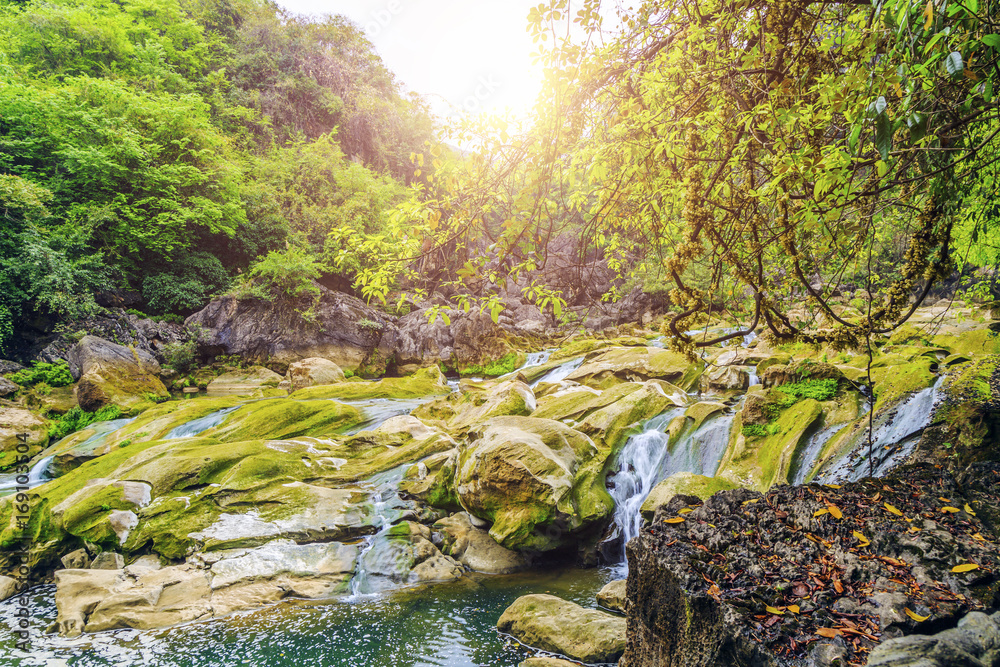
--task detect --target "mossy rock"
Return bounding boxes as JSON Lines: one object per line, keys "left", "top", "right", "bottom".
{"left": 718, "top": 399, "right": 823, "bottom": 491}
{"left": 565, "top": 347, "right": 703, "bottom": 391}
{"left": 870, "top": 355, "right": 936, "bottom": 412}
{"left": 931, "top": 329, "right": 1000, "bottom": 357}
{"left": 412, "top": 376, "right": 535, "bottom": 431}
{"left": 575, "top": 382, "right": 680, "bottom": 452}
{"left": 399, "top": 449, "right": 461, "bottom": 510}
{"left": 200, "top": 399, "right": 362, "bottom": 442}
{"left": 0, "top": 408, "right": 49, "bottom": 471}
{"left": 206, "top": 367, "right": 283, "bottom": 394}
{"left": 640, "top": 473, "right": 739, "bottom": 520}
{"left": 289, "top": 366, "right": 450, "bottom": 400}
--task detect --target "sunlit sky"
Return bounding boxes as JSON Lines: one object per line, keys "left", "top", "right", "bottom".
{"left": 277, "top": 1, "right": 548, "bottom": 120}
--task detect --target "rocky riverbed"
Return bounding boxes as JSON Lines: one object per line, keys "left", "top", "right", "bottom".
{"left": 0, "top": 299, "right": 998, "bottom": 666}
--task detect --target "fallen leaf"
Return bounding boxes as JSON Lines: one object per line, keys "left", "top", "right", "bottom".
{"left": 816, "top": 628, "right": 842, "bottom": 638}
{"left": 907, "top": 526, "right": 922, "bottom": 534}
{"left": 885, "top": 503, "right": 903, "bottom": 516}
{"left": 938, "top": 497, "right": 951, "bottom": 503}
{"left": 904, "top": 608, "right": 930, "bottom": 622}
{"left": 765, "top": 605, "right": 785, "bottom": 615}
{"left": 941, "top": 506, "right": 961, "bottom": 513}
{"left": 813, "top": 508, "right": 829, "bottom": 518}
{"left": 852, "top": 531, "right": 871, "bottom": 547}
{"left": 827, "top": 504, "right": 843, "bottom": 520}
{"left": 679, "top": 508, "right": 693, "bottom": 514}
{"left": 825, "top": 484, "right": 842, "bottom": 489}
{"left": 952, "top": 563, "right": 980, "bottom": 573}
{"left": 965, "top": 503, "right": 976, "bottom": 516}
{"left": 742, "top": 499, "right": 760, "bottom": 506}
{"left": 833, "top": 579, "right": 844, "bottom": 594}
{"left": 664, "top": 517, "right": 686, "bottom": 524}
{"left": 786, "top": 604, "right": 800, "bottom": 614}
{"left": 707, "top": 584, "right": 721, "bottom": 598}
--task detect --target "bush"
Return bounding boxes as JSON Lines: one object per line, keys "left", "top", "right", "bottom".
{"left": 244, "top": 247, "right": 323, "bottom": 299}
{"left": 9, "top": 361, "right": 74, "bottom": 387}
{"left": 49, "top": 405, "right": 122, "bottom": 440}
{"left": 774, "top": 378, "right": 839, "bottom": 402}
{"left": 143, "top": 251, "right": 231, "bottom": 315}
{"left": 162, "top": 340, "right": 196, "bottom": 373}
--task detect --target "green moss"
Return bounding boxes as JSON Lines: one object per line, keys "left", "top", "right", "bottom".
{"left": 773, "top": 378, "right": 838, "bottom": 402}
{"left": 870, "top": 356, "right": 936, "bottom": 412}
{"left": 931, "top": 329, "right": 1000, "bottom": 356}
{"left": 289, "top": 366, "right": 449, "bottom": 400}
{"left": 460, "top": 352, "right": 524, "bottom": 377}
{"left": 201, "top": 399, "right": 362, "bottom": 442}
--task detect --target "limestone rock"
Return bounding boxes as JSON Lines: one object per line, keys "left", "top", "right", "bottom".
{"left": 497, "top": 594, "right": 627, "bottom": 663}
{"left": 289, "top": 366, "right": 450, "bottom": 400}
{"left": 0, "top": 407, "right": 48, "bottom": 469}
{"left": 61, "top": 549, "right": 91, "bottom": 570}
{"left": 206, "top": 366, "right": 283, "bottom": 394}
{"left": 565, "top": 346, "right": 703, "bottom": 391}
{"left": 705, "top": 365, "right": 750, "bottom": 391}
{"left": 90, "top": 552, "right": 124, "bottom": 570}
{"left": 0, "top": 376, "right": 17, "bottom": 397}
{"left": 597, "top": 579, "right": 627, "bottom": 614}
{"left": 186, "top": 287, "right": 395, "bottom": 372}
{"left": 433, "top": 513, "right": 527, "bottom": 574}
{"left": 0, "top": 575, "right": 18, "bottom": 601}
{"left": 456, "top": 416, "right": 615, "bottom": 552}
{"left": 68, "top": 336, "right": 168, "bottom": 412}
{"left": 640, "top": 473, "right": 738, "bottom": 520}
{"left": 394, "top": 308, "right": 512, "bottom": 370}
{"left": 867, "top": 611, "right": 1000, "bottom": 667}
{"left": 353, "top": 521, "right": 463, "bottom": 593}
{"left": 413, "top": 376, "right": 536, "bottom": 431}
{"left": 286, "top": 357, "right": 345, "bottom": 391}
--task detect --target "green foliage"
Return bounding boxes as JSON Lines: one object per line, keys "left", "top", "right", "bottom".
{"left": 342, "top": 369, "right": 355, "bottom": 379}
{"left": 461, "top": 353, "right": 520, "bottom": 378}
{"left": 48, "top": 405, "right": 122, "bottom": 440}
{"left": 161, "top": 341, "right": 195, "bottom": 373}
{"left": 774, "top": 379, "right": 839, "bottom": 402}
{"left": 241, "top": 247, "right": 323, "bottom": 300}
{"left": 742, "top": 423, "right": 780, "bottom": 439}
{"left": 142, "top": 251, "right": 230, "bottom": 314}
{"left": 8, "top": 361, "right": 74, "bottom": 388}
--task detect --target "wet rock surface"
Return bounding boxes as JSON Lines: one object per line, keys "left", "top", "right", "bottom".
{"left": 622, "top": 463, "right": 1000, "bottom": 666}
{"left": 866, "top": 610, "right": 1000, "bottom": 667}
{"left": 498, "top": 593, "right": 627, "bottom": 663}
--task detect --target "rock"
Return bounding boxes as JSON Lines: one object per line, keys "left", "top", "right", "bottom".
{"left": 0, "top": 575, "right": 16, "bottom": 601}
{"left": 455, "top": 416, "right": 615, "bottom": 551}
{"left": 640, "top": 473, "right": 738, "bottom": 519}
{"left": 433, "top": 513, "right": 528, "bottom": 574}
{"left": 597, "top": 579, "right": 627, "bottom": 614}
{"left": 566, "top": 346, "right": 703, "bottom": 391}
{"left": 0, "top": 407, "right": 48, "bottom": 469}
{"left": 399, "top": 449, "right": 461, "bottom": 510}
{"left": 68, "top": 336, "right": 168, "bottom": 412}
{"left": 206, "top": 366, "right": 283, "bottom": 394}
{"left": 186, "top": 286, "right": 395, "bottom": 373}
{"left": 286, "top": 357, "right": 345, "bottom": 391}
{"left": 867, "top": 611, "right": 1000, "bottom": 667}
{"left": 518, "top": 659, "right": 580, "bottom": 667}
{"left": 619, "top": 463, "right": 1000, "bottom": 667}
{"left": 761, "top": 360, "right": 843, "bottom": 388}
{"left": 705, "top": 365, "right": 749, "bottom": 391}
{"left": 353, "top": 522, "right": 463, "bottom": 593}
{"left": 289, "top": 366, "right": 450, "bottom": 400}
{"left": 198, "top": 398, "right": 361, "bottom": 442}
{"left": 497, "top": 594, "right": 626, "bottom": 663}
{"left": 574, "top": 381, "right": 681, "bottom": 450}
{"left": 61, "top": 549, "right": 91, "bottom": 570}
{"left": 413, "top": 376, "right": 536, "bottom": 431}
{"left": 0, "top": 376, "right": 17, "bottom": 397}
{"left": 394, "top": 308, "right": 513, "bottom": 370}
{"left": 90, "top": 552, "right": 124, "bottom": 570}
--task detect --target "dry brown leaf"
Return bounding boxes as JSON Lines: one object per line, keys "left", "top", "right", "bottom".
{"left": 815, "top": 628, "right": 842, "bottom": 638}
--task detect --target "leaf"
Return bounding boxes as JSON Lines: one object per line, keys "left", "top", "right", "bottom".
{"left": 952, "top": 563, "right": 980, "bottom": 573}
{"left": 852, "top": 531, "right": 871, "bottom": 547}
{"left": 923, "top": 0, "right": 933, "bottom": 30}
{"left": 816, "top": 628, "right": 842, "bottom": 638}
{"left": 825, "top": 483, "right": 842, "bottom": 489}
{"left": 941, "top": 506, "right": 961, "bottom": 513}
{"left": 984, "top": 34, "right": 1000, "bottom": 49}
{"left": 787, "top": 604, "right": 800, "bottom": 614}
{"left": 827, "top": 505, "right": 843, "bottom": 520}
{"left": 664, "top": 517, "right": 686, "bottom": 524}
{"left": 679, "top": 508, "right": 694, "bottom": 514}
{"left": 814, "top": 508, "right": 829, "bottom": 518}
{"left": 875, "top": 112, "right": 892, "bottom": 161}
{"left": 885, "top": 503, "right": 903, "bottom": 516}
{"left": 905, "top": 608, "right": 930, "bottom": 622}
{"left": 765, "top": 606, "right": 785, "bottom": 615}
{"left": 945, "top": 51, "right": 964, "bottom": 77}
{"left": 964, "top": 503, "right": 976, "bottom": 516}
{"left": 833, "top": 579, "right": 844, "bottom": 594}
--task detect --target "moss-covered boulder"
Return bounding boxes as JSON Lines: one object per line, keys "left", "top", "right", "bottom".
{"left": 399, "top": 449, "right": 460, "bottom": 510}
{"left": 412, "top": 376, "right": 535, "bottom": 431}
{"left": 206, "top": 366, "right": 283, "bottom": 394}
{"left": 200, "top": 399, "right": 362, "bottom": 442}
{"left": 640, "top": 473, "right": 738, "bottom": 520}
{"left": 497, "top": 594, "right": 627, "bottom": 663}
{"left": 565, "top": 347, "right": 703, "bottom": 391}
{"left": 575, "top": 382, "right": 680, "bottom": 451}
{"left": 353, "top": 521, "right": 463, "bottom": 593}
{"left": 68, "top": 336, "right": 168, "bottom": 413}
{"left": 455, "top": 416, "right": 614, "bottom": 552}
{"left": 289, "top": 366, "right": 449, "bottom": 400}
{"left": 0, "top": 407, "right": 48, "bottom": 470}
{"left": 433, "top": 512, "right": 527, "bottom": 574}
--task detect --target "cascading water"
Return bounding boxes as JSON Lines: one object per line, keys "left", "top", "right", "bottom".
{"left": 164, "top": 407, "right": 238, "bottom": 439}
{"left": 349, "top": 465, "right": 413, "bottom": 597}
{"left": 530, "top": 357, "right": 584, "bottom": 387}
{"left": 820, "top": 377, "right": 944, "bottom": 483}
{"left": 606, "top": 409, "right": 735, "bottom": 569}
{"left": 343, "top": 398, "right": 432, "bottom": 435}
{"left": 0, "top": 455, "right": 54, "bottom": 496}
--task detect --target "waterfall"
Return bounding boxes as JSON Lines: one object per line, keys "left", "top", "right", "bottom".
{"left": 0, "top": 455, "right": 54, "bottom": 496}
{"left": 342, "top": 398, "right": 431, "bottom": 435}
{"left": 606, "top": 409, "right": 735, "bottom": 567}
{"left": 820, "top": 378, "right": 943, "bottom": 483}
{"left": 521, "top": 350, "right": 554, "bottom": 370}
{"left": 164, "top": 407, "right": 239, "bottom": 440}
{"left": 530, "top": 356, "right": 584, "bottom": 387}
{"left": 349, "top": 465, "right": 412, "bottom": 598}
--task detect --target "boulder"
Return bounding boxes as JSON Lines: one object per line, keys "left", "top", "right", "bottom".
{"left": 352, "top": 521, "right": 463, "bottom": 593}
{"left": 433, "top": 512, "right": 528, "bottom": 574}
{"left": 394, "top": 308, "right": 512, "bottom": 371}
{"left": 705, "top": 365, "right": 749, "bottom": 391}
{"left": 0, "top": 407, "right": 48, "bottom": 469}
{"left": 566, "top": 346, "right": 703, "bottom": 391}
{"left": 867, "top": 611, "right": 1000, "bottom": 667}
{"left": 286, "top": 357, "right": 345, "bottom": 391}
{"left": 67, "top": 336, "right": 168, "bottom": 412}
{"left": 455, "top": 416, "right": 615, "bottom": 552}
{"left": 90, "top": 551, "right": 124, "bottom": 570}
{"left": 289, "top": 366, "right": 450, "bottom": 400}
{"left": 413, "top": 376, "right": 536, "bottom": 431}
{"left": 0, "top": 376, "right": 17, "bottom": 397}
{"left": 206, "top": 366, "right": 283, "bottom": 394}
{"left": 518, "top": 659, "right": 580, "bottom": 667}
{"left": 597, "top": 579, "right": 627, "bottom": 614}
{"left": 497, "top": 594, "right": 627, "bottom": 663}
{"left": 399, "top": 449, "right": 461, "bottom": 510}
{"left": 60, "top": 548, "right": 91, "bottom": 570}
{"left": 186, "top": 286, "right": 395, "bottom": 372}
{"left": 0, "top": 575, "right": 17, "bottom": 601}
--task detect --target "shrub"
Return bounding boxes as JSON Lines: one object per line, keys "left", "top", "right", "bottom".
{"left": 143, "top": 251, "right": 230, "bottom": 314}
{"left": 162, "top": 340, "right": 196, "bottom": 373}
{"left": 49, "top": 405, "right": 122, "bottom": 440}
{"left": 774, "top": 378, "right": 839, "bottom": 402}
{"left": 9, "top": 361, "right": 74, "bottom": 388}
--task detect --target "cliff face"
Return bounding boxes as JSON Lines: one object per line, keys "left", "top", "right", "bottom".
{"left": 622, "top": 464, "right": 1000, "bottom": 667}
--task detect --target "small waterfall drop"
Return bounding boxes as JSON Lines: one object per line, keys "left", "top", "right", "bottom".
{"left": 0, "top": 455, "right": 54, "bottom": 495}
{"left": 349, "top": 465, "right": 412, "bottom": 598}
{"left": 164, "top": 406, "right": 239, "bottom": 440}
{"left": 530, "top": 356, "right": 584, "bottom": 387}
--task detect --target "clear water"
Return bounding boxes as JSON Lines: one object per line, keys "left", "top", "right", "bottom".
{"left": 341, "top": 399, "right": 434, "bottom": 435}
{"left": 0, "top": 568, "right": 616, "bottom": 667}
{"left": 530, "top": 357, "right": 584, "bottom": 387}
{"left": 350, "top": 465, "right": 416, "bottom": 597}
{"left": 163, "top": 408, "right": 239, "bottom": 440}
{"left": 0, "top": 455, "right": 54, "bottom": 497}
